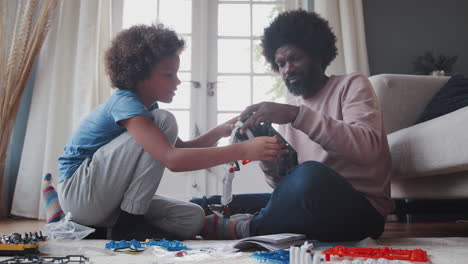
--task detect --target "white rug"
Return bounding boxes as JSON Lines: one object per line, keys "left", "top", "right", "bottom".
{"left": 0, "top": 237, "right": 465, "bottom": 264}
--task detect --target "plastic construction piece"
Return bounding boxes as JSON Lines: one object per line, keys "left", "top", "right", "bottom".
{"left": 0, "top": 255, "right": 89, "bottom": 264}
{"left": 334, "top": 258, "right": 407, "bottom": 264}
{"left": 208, "top": 203, "right": 232, "bottom": 218}
{"left": 236, "top": 118, "right": 298, "bottom": 176}
{"left": 105, "top": 239, "right": 144, "bottom": 254}
{"left": 241, "top": 160, "right": 252, "bottom": 165}
{"left": 105, "top": 238, "right": 189, "bottom": 252}
{"left": 251, "top": 249, "right": 290, "bottom": 264}
{"left": 0, "top": 232, "right": 47, "bottom": 256}
{"left": 105, "top": 239, "right": 141, "bottom": 250}
{"left": 321, "top": 246, "right": 428, "bottom": 262}
{"left": 212, "top": 116, "right": 299, "bottom": 218}
{"left": 290, "top": 242, "right": 314, "bottom": 264}
{"left": 142, "top": 238, "right": 190, "bottom": 251}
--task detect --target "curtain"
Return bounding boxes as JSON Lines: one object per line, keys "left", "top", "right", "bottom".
{"left": 0, "top": 0, "right": 59, "bottom": 218}
{"left": 314, "top": 0, "right": 370, "bottom": 76}
{"left": 11, "top": 0, "right": 122, "bottom": 219}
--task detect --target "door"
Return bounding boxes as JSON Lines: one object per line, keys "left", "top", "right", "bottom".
{"left": 205, "top": 0, "right": 292, "bottom": 197}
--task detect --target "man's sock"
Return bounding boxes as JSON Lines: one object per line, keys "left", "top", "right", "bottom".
{"left": 42, "top": 173, "right": 65, "bottom": 223}
{"left": 201, "top": 214, "right": 251, "bottom": 240}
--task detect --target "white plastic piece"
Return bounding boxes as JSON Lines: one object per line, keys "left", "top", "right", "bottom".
{"left": 288, "top": 247, "right": 292, "bottom": 263}
{"left": 365, "top": 259, "right": 376, "bottom": 264}
{"left": 295, "top": 246, "right": 301, "bottom": 264}
{"left": 290, "top": 242, "right": 314, "bottom": 264}
{"left": 300, "top": 246, "right": 306, "bottom": 264}
{"left": 220, "top": 163, "right": 236, "bottom": 205}
{"left": 303, "top": 248, "right": 312, "bottom": 264}
{"left": 352, "top": 259, "right": 364, "bottom": 264}
{"left": 220, "top": 121, "right": 255, "bottom": 206}
{"left": 302, "top": 242, "right": 312, "bottom": 264}
{"left": 232, "top": 120, "right": 255, "bottom": 141}
{"left": 312, "top": 253, "right": 321, "bottom": 264}
{"left": 290, "top": 246, "right": 297, "bottom": 264}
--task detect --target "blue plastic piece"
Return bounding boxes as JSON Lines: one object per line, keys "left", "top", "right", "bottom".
{"left": 105, "top": 239, "right": 144, "bottom": 251}
{"left": 251, "top": 249, "right": 290, "bottom": 264}
{"left": 105, "top": 238, "right": 189, "bottom": 251}
{"left": 142, "top": 238, "right": 190, "bottom": 251}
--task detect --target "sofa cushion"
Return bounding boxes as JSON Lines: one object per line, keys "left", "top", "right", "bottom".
{"left": 415, "top": 73, "right": 468, "bottom": 124}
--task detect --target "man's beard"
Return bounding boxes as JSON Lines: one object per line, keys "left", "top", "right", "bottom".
{"left": 285, "top": 70, "right": 324, "bottom": 98}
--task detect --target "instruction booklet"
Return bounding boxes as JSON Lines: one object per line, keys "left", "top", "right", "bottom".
{"left": 232, "top": 233, "right": 307, "bottom": 251}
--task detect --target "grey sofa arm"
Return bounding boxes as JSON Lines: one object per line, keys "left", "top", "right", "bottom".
{"left": 369, "top": 74, "right": 449, "bottom": 134}
{"left": 389, "top": 106, "right": 468, "bottom": 179}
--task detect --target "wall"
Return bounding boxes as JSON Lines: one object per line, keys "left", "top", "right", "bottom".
{"left": 363, "top": 0, "right": 468, "bottom": 76}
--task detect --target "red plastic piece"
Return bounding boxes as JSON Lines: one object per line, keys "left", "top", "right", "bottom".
{"left": 242, "top": 160, "right": 252, "bottom": 165}
{"left": 229, "top": 167, "right": 235, "bottom": 173}
{"left": 321, "top": 246, "right": 428, "bottom": 262}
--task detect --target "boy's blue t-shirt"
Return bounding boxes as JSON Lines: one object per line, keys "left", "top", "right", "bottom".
{"left": 58, "top": 90, "right": 158, "bottom": 183}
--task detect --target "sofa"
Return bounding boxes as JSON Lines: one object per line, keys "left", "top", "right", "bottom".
{"left": 368, "top": 74, "right": 468, "bottom": 200}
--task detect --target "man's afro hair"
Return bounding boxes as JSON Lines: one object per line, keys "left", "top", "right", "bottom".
{"left": 261, "top": 9, "right": 337, "bottom": 72}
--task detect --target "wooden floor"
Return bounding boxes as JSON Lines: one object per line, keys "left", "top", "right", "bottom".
{"left": 1, "top": 218, "right": 468, "bottom": 239}
{"left": 0, "top": 218, "right": 45, "bottom": 234}
{"left": 381, "top": 220, "right": 468, "bottom": 238}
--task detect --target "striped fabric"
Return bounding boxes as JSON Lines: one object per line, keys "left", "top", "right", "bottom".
{"left": 42, "top": 173, "right": 65, "bottom": 223}
{"left": 201, "top": 214, "right": 251, "bottom": 240}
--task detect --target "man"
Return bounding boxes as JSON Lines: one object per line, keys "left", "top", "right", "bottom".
{"left": 194, "top": 9, "right": 394, "bottom": 242}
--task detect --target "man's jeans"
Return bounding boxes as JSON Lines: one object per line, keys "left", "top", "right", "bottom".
{"left": 191, "top": 161, "right": 384, "bottom": 241}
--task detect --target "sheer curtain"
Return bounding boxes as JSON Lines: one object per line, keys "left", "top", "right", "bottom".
{"left": 314, "top": 0, "right": 370, "bottom": 76}
{"left": 11, "top": 0, "right": 123, "bottom": 219}
{"left": 0, "top": 0, "right": 59, "bottom": 218}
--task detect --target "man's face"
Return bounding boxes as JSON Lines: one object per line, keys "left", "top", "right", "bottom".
{"left": 274, "top": 44, "right": 324, "bottom": 98}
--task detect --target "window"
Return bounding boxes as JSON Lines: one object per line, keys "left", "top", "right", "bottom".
{"left": 214, "top": 1, "right": 287, "bottom": 146}
{"left": 123, "top": 0, "right": 193, "bottom": 141}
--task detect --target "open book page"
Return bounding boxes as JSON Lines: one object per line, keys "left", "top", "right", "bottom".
{"left": 232, "top": 233, "right": 307, "bottom": 251}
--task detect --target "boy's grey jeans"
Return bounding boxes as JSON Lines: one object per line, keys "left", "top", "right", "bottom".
{"left": 58, "top": 109, "right": 205, "bottom": 239}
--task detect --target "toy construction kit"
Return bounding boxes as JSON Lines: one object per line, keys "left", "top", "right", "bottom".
{"left": 209, "top": 115, "right": 298, "bottom": 218}
{"left": 0, "top": 231, "right": 90, "bottom": 263}
{"left": 251, "top": 242, "right": 429, "bottom": 264}
{"left": 0, "top": 255, "right": 88, "bottom": 264}
{"left": 105, "top": 238, "right": 189, "bottom": 255}
{"left": 0, "top": 232, "right": 46, "bottom": 256}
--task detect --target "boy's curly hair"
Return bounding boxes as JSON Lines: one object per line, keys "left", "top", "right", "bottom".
{"left": 105, "top": 24, "right": 185, "bottom": 90}
{"left": 261, "top": 10, "right": 337, "bottom": 72}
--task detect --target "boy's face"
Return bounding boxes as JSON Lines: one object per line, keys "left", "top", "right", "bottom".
{"left": 138, "top": 54, "right": 181, "bottom": 104}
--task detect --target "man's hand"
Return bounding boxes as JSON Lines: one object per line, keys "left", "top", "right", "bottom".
{"left": 238, "top": 102, "right": 299, "bottom": 135}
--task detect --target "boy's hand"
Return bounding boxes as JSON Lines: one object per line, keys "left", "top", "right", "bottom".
{"left": 215, "top": 115, "right": 239, "bottom": 138}
{"left": 238, "top": 102, "right": 299, "bottom": 135}
{"left": 241, "top": 136, "right": 288, "bottom": 161}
